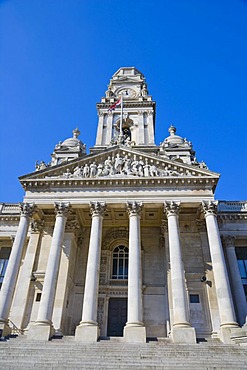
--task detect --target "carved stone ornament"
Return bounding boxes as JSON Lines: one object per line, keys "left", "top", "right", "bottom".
{"left": 160, "top": 219, "right": 168, "bottom": 234}
{"left": 54, "top": 202, "right": 71, "bottom": 217}
{"left": 201, "top": 201, "right": 218, "bottom": 217}
{"left": 103, "top": 229, "right": 129, "bottom": 249}
{"left": 50, "top": 153, "right": 199, "bottom": 180}
{"left": 126, "top": 201, "right": 143, "bottom": 216}
{"left": 31, "top": 220, "right": 45, "bottom": 232}
{"left": 163, "top": 201, "right": 180, "bottom": 217}
{"left": 19, "top": 202, "right": 37, "bottom": 218}
{"left": 196, "top": 219, "right": 206, "bottom": 232}
{"left": 65, "top": 220, "right": 80, "bottom": 232}
{"left": 90, "top": 201, "right": 106, "bottom": 217}
{"left": 221, "top": 235, "right": 236, "bottom": 247}
{"left": 97, "top": 297, "right": 105, "bottom": 332}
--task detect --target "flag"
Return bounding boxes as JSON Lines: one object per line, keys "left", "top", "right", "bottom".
{"left": 108, "top": 97, "right": 121, "bottom": 111}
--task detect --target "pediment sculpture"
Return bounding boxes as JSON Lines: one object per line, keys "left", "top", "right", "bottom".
{"left": 46, "top": 153, "right": 209, "bottom": 180}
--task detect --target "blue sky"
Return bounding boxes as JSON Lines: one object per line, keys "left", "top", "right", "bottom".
{"left": 0, "top": 0, "right": 246, "bottom": 202}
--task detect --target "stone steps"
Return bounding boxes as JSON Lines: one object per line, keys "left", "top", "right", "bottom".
{"left": 0, "top": 335, "right": 247, "bottom": 369}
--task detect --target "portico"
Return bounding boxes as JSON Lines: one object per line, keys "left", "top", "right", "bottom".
{"left": 0, "top": 68, "right": 246, "bottom": 345}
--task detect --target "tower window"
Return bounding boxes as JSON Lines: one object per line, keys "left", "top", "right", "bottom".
{"left": 112, "top": 245, "right": 128, "bottom": 279}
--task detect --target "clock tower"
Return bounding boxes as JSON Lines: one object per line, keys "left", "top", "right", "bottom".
{"left": 92, "top": 67, "right": 156, "bottom": 153}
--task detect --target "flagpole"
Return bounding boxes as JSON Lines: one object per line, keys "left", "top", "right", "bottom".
{"left": 120, "top": 94, "right": 123, "bottom": 136}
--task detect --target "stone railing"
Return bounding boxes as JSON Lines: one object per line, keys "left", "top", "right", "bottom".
{"left": 218, "top": 201, "right": 247, "bottom": 212}
{"left": 0, "top": 203, "right": 20, "bottom": 214}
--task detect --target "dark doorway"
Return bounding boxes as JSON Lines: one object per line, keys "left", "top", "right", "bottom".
{"left": 107, "top": 298, "right": 127, "bottom": 336}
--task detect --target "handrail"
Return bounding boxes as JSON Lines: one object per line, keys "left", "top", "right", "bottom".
{"left": 8, "top": 319, "right": 24, "bottom": 335}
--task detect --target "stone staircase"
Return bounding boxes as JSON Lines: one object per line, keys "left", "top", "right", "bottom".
{"left": 0, "top": 335, "right": 247, "bottom": 369}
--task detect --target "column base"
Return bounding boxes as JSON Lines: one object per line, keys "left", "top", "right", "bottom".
{"left": 124, "top": 323, "right": 146, "bottom": 343}
{"left": 0, "top": 320, "right": 11, "bottom": 338}
{"left": 230, "top": 327, "right": 247, "bottom": 345}
{"left": 219, "top": 323, "right": 243, "bottom": 344}
{"left": 75, "top": 322, "right": 99, "bottom": 342}
{"left": 28, "top": 321, "right": 55, "bottom": 341}
{"left": 171, "top": 326, "right": 196, "bottom": 344}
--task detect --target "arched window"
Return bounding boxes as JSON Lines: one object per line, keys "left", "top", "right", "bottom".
{"left": 112, "top": 245, "right": 129, "bottom": 279}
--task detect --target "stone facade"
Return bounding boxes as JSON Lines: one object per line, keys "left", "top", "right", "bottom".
{"left": 0, "top": 67, "right": 246, "bottom": 344}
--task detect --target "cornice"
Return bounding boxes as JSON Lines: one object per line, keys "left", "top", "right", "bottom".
{"left": 20, "top": 176, "right": 217, "bottom": 191}
{"left": 97, "top": 101, "right": 156, "bottom": 109}
{"left": 218, "top": 214, "right": 247, "bottom": 221}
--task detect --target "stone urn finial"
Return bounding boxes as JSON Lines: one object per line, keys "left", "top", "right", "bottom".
{"left": 73, "top": 128, "right": 80, "bottom": 138}
{"left": 168, "top": 125, "right": 176, "bottom": 136}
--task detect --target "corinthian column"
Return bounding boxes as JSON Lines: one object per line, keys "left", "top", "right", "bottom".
{"left": 10, "top": 220, "right": 44, "bottom": 330}
{"left": 28, "top": 202, "right": 71, "bottom": 340}
{"left": 222, "top": 235, "right": 247, "bottom": 326}
{"left": 164, "top": 201, "right": 196, "bottom": 344}
{"left": 202, "top": 201, "right": 239, "bottom": 342}
{"left": 0, "top": 203, "right": 36, "bottom": 337}
{"left": 75, "top": 201, "right": 106, "bottom": 342}
{"left": 124, "top": 201, "right": 146, "bottom": 343}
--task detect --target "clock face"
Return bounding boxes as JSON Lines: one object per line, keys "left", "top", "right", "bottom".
{"left": 118, "top": 88, "right": 137, "bottom": 99}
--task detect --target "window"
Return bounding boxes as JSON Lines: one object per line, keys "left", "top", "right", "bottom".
{"left": 236, "top": 247, "right": 247, "bottom": 301}
{"left": 112, "top": 245, "right": 128, "bottom": 279}
{"left": 0, "top": 247, "right": 11, "bottom": 289}
{"left": 190, "top": 294, "right": 200, "bottom": 304}
{"left": 36, "top": 293, "right": 42, "bottom": 302}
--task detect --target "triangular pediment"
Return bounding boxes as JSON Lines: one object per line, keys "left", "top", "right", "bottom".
{"left": 19, "top": 146, "right": 220, "bottom": 190}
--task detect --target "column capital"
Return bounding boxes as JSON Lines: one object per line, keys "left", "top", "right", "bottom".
{"left": 19, "top": 202, "right": 37, "bottom": 218}
{"left": 31, "top": 220, "right": 45, "bottom": 233}
{"left": 126, "top": 201, "right": 143, "bottom": 217}
{"left": 201, "top": 201, "right": 218, "bottom": 217}
{"left": 164, "top": 201, "right": 180, "bottom": 217}
{"left": 221, "top": 235, "right": 236, "bottom": 247}
{"left": 90, "top": 201, "right": 106, "bottom": 217}
{"left": 54, "top": 202, "right": 71, "bottom": 217}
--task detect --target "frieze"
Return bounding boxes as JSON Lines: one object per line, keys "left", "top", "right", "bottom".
{"left": 99, "top": 289, "right": 128, "bottom": 296}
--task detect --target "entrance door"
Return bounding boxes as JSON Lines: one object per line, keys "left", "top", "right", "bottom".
{"left": 107, "top": 298, "right": 127, "bottom": 336}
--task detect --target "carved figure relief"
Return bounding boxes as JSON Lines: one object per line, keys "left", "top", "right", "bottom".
{"left": 50, "top": 153, "right": 200, "bottom": 180}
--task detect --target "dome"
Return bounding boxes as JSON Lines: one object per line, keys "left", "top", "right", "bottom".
{"left": 61, "top": 128, "right": 82, "bottom": 148}
{"left": 164, "top": 125, "right": 184, "bottom": 146}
